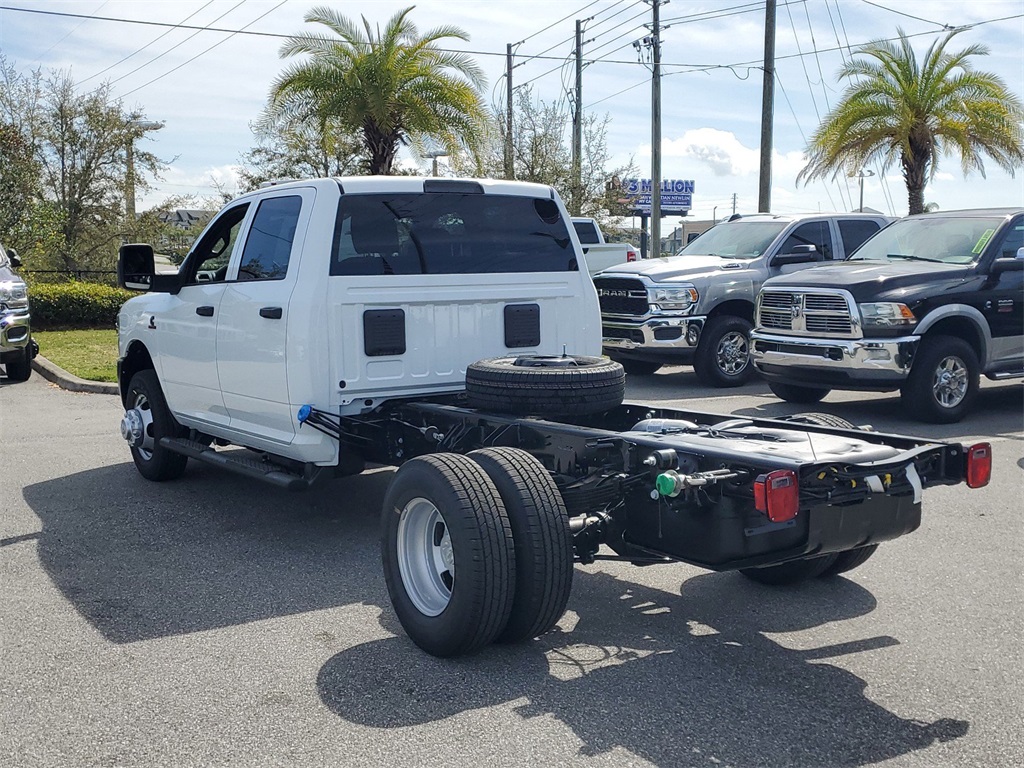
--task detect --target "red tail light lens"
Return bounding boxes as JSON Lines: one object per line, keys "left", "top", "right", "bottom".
{"left": 754, "top": 469, "right": 799, "bottom": 522}
{"left": 627, "top": 248, "right": 637, "bottom": 262}
{"left": 966, "top": 442, "right": 992, "bottom": 489}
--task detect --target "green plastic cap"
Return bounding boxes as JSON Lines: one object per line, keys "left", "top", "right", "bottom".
{"left": 655, "top": 473, "right": 677, "bottom": 497}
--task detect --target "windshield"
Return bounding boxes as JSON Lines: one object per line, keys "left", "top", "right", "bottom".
{"left": 849, "top": 216, "right": 1001, "bottom": 265}
{"left": 675, "top": 221, "right": 787, "bottom": 259}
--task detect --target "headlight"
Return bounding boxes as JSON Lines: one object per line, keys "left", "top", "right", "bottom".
{"left": 649, "top": 285, "right": 699, "bottom": 311}
{"left": 859, "top": 302, "right": 916, "bottom": 327}
{"left": 0, "top": 281, "right": 29, "bottom": 311}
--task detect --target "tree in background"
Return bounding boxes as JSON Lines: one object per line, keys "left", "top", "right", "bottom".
{"left": 799, "top": 28, "right": 1024, "bottom": 215}
{"left": 482, "top": 86, "right": 637, "bottom": 233}
{"left": 0, "top": 55, "right": 165, "bottom": 274}
{"left": 239, "top": 113, "right": 365, "bottom": 191}
{"left": 267, "top": 5, "right": 488, "bottom": 175}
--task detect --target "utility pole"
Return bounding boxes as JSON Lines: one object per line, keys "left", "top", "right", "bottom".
{"left": 571, "top": 19, "right": 583, "bottom": 215}
{"left": 758, "top": 0, "right": 776, "bottom": 212}
{"left": 642, "top": 0, "right": 667, "bottom": 258}
{"left": 505, "top": 43, "right": 515, "bottom": 179}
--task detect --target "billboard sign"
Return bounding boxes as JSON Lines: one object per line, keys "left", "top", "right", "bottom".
{"left": 619, "top": 178, "right": 695, "bottom": 215}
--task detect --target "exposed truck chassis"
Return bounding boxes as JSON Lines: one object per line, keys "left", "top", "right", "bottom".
{"left": 307, "top": 398, "right": 975, "bottom": 570}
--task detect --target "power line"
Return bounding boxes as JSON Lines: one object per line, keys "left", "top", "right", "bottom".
{"left": 76, "top": 0, "right": 217, "bottom": 86}
{"left": 514, "top": 0, "right": 606, "bottom": 45}
{"left": 859, "top": 0, "right": 957, "bottom": 30}
{"left": 106, "top": 1, "right": 246, "bottom": 89}
{"left": 119, "top": 1, "right": 289, "bottom": 99}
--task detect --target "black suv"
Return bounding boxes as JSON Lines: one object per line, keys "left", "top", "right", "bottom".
{"left": 0, "top": 242, "right": 34, "bottom": 381}
{"left": 750, "top": 208, "right": 1024, "bottom": 422}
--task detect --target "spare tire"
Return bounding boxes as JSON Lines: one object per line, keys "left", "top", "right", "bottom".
{"left": 466, "top": 354, "right": 624, "bottom": 418}
{"left": 779, "top": 412, "right": 858, "bottom": 430}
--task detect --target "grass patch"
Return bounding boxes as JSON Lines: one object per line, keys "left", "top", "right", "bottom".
{"left": 34, "top": 329, "right": 118, "bottom": 382}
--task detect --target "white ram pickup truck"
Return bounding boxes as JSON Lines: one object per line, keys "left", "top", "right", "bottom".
{"left": 115, "top": 176, "right": 989, "bottom": 658}
{"left": 571, "top": 217, "right": 638, "bottom": 275}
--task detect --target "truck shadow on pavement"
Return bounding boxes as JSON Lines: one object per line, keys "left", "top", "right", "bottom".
{"left": 318, "top": 570, "right": 968, "bottom": 768}
{"left": 22, "top": 460, "right": 397, "bottom": 643}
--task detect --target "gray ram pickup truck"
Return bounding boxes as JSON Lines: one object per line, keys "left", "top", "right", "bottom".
{"left": 594, "top": 212, "right": 892, "bottom": 386}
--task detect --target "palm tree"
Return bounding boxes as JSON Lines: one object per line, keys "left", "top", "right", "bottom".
{"left": 799, "top": 28, "right": 1024, "bottom": 214}
{"left": 267, "top": 6, "right": 488, "bottom": 175}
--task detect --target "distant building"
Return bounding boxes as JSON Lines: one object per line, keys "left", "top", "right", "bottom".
{"left": 157, "top": 209, "right": 213, "bottom": 230}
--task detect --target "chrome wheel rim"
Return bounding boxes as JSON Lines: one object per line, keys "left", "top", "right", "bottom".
{"left": 932, "top": 355, "right": 969, "bottom": 408}
{"left": 716, "top": 330, "right": 749, "bottom": 376}
{"left": 129, "top": 392, "right": 156, "bottom": 459}
{"left": 396, "top": 497, "right": 454, "bottom": 617}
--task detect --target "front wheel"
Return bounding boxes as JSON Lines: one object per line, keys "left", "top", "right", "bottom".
{"left": 693, "top": 316, "right": 754, "bottom": 387}
{"left": 768, "top": 381, "right": 830, "bottom": 404}
{"left": 4, "top": 347, "right": 31, "bottom": 381}
{"left": 901, "top": 335, "right": 979, "bottom": 423}
{"left": 381, "top": 454, "right": 516, "bottom": 657}
{"left": 122, "top": 370, "right": 188, "bottom": 481}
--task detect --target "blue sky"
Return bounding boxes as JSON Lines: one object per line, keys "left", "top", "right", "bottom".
{"left": 1, "top": 0, "right": 1021, "bottom": 221}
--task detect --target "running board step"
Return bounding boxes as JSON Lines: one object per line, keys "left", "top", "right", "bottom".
{"left": 988, "top": 369, "right": 1024, "bottom": 381}
{"left": 159, "top": 437, "right": 311, "bottom": 491}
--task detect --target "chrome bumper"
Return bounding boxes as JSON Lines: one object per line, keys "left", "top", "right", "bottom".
{"left": 602, "top": 315, "right": 706, "bottom": 353}
{"left": 750, "top": 330, "right": 920, "bottom": 380}
{"left": 0, "top": 311, "right": 31, "bottom": 352}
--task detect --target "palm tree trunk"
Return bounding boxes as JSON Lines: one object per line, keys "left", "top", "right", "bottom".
{"left": 902, "top": 137, "right": 930, "bottom": 215}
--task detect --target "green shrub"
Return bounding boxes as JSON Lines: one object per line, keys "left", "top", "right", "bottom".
{"left": 29, "top": 281, "right": 136, "bottom": 330}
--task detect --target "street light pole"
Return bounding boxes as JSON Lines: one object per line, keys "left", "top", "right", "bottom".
{"left": 855, "top": 168, "right": 875, "bottom": 212}
{"left": 126, "top": 119, "right": 163, "bottom": 232}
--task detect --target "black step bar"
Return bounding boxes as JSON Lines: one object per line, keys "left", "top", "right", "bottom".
{"left": 159, "top": 437, "right": 314, "bottom": 491}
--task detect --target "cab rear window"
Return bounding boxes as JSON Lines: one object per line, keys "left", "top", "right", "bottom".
{"left": 330, "top": 193, "right": 578, "bottom": 275}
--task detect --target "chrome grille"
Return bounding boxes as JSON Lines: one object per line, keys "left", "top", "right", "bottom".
{"left": 594, "top": 277, "right": 649, "bottom": 316}
{"left": 757, "top": 289, "right": 856, "bottom": 338}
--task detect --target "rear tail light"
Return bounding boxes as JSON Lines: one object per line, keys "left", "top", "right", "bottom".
{"left": 966, "top": 442, "right": 992, "bottom": 489}
{"left": 626, "top": 248, "right": 637, "bottom": 262}
{"left": 754, "top": 469, "right": 799, "bottom": 522}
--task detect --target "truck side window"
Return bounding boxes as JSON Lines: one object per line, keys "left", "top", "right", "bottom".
{"left": 186, "top": 203, "right": 250, "bottom": 284}
{"left": 572, "top": 220, "right": 600, "bottom": 245}
{"left": 237, "top": 196, "right": 302, "bottom": 281}
{"left": 995, "top": 218, "right": 1024, "bottom": 259}
{"left": 780, "top": 221, "right": 833, "bottom": 260}
{"left": 838, "top": 219, "right": 882, "bottom": 256}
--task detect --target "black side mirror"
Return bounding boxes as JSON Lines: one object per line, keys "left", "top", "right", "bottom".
{"left": 118, "top": 243, "right": 156, "bottom": 291}
{"left": 990, "top": 256, "right": 1024, "bottom": 274}
{"left": 7, "top": 248, "right": 21, "bottom": 268}
{"left": 773, "top": 244, "right": 822, "bottom": 266}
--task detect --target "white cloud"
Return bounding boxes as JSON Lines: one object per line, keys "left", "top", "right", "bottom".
{"left": 638, "top": 128, "right": 808, "bottom": 179}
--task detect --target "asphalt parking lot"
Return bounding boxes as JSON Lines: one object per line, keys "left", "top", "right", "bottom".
{"left": 1, "top": 369, "right": 1021, "bottom": 768}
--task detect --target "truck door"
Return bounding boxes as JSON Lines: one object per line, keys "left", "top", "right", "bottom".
{"left": 768, "top": 220, "right": 836, "bottom": 276}
{"left": 157, "top": 202, "right": 249, "bottom": 427}
{"left": 980, "top": 215, "right": 1024, "bottom": 367}
{"left": 216, "top": 189, "right": 313, "bottom": 444}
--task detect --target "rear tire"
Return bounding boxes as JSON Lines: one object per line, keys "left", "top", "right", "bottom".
{"left": 125, "top": 370, "right": 188, "bottom": 481}
{"left": 693, "top": 316, "right": 754, "bottom": 387}
{"left": 469, "top": 448, "right": 573, "bottom": 643}
{"left": 381, "top": 454, "right": 516, "bottom": 657}
{"left": 901, "top": 335, "right": 979, "bottom": 423}
{"left": 739, "top": 553, "right": 839, "bottom": 585}
{"left": 768, "top": 381, "right": 830, "bottom": 404}
{"left": 466, "top": 354, "right": 624, "bottom": 418}
{"left": 821, "top": 545, "right": 879, "bottom": 576}
{"left": 4, "top": 347, "right": 31, "bottom": 381}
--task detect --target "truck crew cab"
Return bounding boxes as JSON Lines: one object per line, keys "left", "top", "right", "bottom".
{"left": 594, "top": 212, "right": 891, "bottom": 386}
{"left": 116, "top": 178, "right": 989, "bottom": 658}
{"left": 751, "top": 208, "right": 1024, "bottom": 422}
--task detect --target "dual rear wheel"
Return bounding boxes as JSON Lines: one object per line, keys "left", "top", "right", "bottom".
{"left": 381, "top": 448, "right": 573, "bottom": 658}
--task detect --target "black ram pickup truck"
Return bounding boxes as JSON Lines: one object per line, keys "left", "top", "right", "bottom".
{"left": 751, "top": 208, "right": 1024, "bottom": 422}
